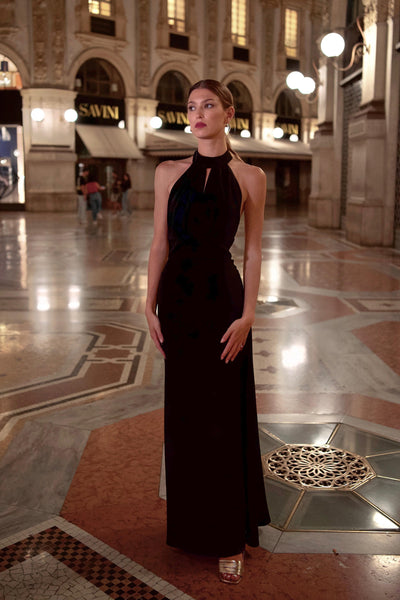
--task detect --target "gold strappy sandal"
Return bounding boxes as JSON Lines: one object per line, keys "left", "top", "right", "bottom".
{"left": 218, "top": 554, "right": 244, "bottom": 585}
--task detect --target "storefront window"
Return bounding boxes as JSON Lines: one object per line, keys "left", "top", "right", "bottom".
{"left": 156, "top": 71, "right": 191, "bottom": 130}
{"left": 275, "top": 89, "right": 301, "bottom": 140}
{"left": 0, "top": 55, "right": 24, "bottom": 207}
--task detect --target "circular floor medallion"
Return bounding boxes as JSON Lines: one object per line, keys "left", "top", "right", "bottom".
{"left": 263, "top": 444, "right": 375, "bottom": 490}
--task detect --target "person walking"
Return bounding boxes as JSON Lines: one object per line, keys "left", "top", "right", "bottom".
{"left": 86, "top": 174, "right": 104, "bottom": 226}
{"left": 146, "top": 80, "right": 270, "bottom": 585}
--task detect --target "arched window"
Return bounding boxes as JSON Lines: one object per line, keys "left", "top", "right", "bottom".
{"left": 74, "top": 59, "right": 124, "bottom": 98}
{"left": 156, "top": 71, "right": 191, "bottom": 130}
{"left": 227, "top": 80, "right": 252, "bottom": 135}
{"left": 228, "top": 80, "right": 252, "bottom": 113}
{"left": 276, "top": 89, "right": 301, "bottom": 118}
{"left": 156, "top": 71, "right": 190, "bottom": 105}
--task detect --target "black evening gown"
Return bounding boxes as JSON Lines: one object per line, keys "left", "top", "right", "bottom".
{"left": 157, "top": 150, "right": 269, "bottom": 557}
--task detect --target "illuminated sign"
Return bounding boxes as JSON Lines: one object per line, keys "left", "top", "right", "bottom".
{"left": 275, "top": 118, "right": 301, "bottom": 138}
{"left": 276, "top": 121, "right": 299, "bottom": 135}
{"left": 157, "top": 109, "right": 189, "bottom": 127}
{"left": 75, "top": 95, "right": 124, "bottom": 126}
{"left": 78, "top": 103, "right": 119, "bottom": 120}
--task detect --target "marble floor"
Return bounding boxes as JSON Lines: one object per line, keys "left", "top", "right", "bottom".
{"left": 0, "top": 207, "right": 399, "bottom": 599}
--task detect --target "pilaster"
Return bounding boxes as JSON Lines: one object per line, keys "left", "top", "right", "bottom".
{"left": 308, "top": 123, "right": 341, "bottom": 228}
{"left": 346, "top": 101, "right": 388, "bottom": 245}
{"left": 344, "top": 0, "right": 393, "bottom": 245}
{"left": 21, "top": 88, "right": 77, "bottom": 212}
{"left": 308, "top": 60, "right": 342, "bottom": 228}
{"left": 130, "top": 97, "right": 159, "bottom": 209}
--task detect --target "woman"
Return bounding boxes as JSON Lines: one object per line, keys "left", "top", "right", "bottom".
{"left": 146, "top": 80, "right": 269, "bottom": 585}
{"left": 85, "top": 174, "right": 104, "bottom": 225}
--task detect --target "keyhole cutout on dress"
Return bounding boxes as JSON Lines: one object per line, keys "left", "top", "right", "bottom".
{"left": 203, "top": 168, "right": 211, "bottom": 192}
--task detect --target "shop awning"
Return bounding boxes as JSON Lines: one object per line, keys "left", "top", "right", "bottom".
{"left": 145, "top": 130, "right": 197, "bottom": 156}
{"left": 145, "top": 130, "right": 312, "bottom": 160}
{"left": 76, "top": 125, "right": 143, "bottom": 159}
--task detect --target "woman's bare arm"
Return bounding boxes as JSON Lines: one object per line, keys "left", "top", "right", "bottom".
{"left": 145, "top": 162, "right": 171, "bottom": 358}
{"left": 220, "top": 164, "right": 266, "bottom": 363}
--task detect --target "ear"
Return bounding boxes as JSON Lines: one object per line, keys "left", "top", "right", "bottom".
{"left": 225, "top": 106, "right": 235, "bottom": 123}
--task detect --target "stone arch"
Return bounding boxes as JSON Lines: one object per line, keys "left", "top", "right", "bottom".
{"left": 272, "top": 83, "right": 311, "bottom": 119}
{"left": 67, "top": 48, "right": 135, "bottom": 97}
{"left": 0, "top": 43, "right": 30, "bottom": 88}
{"left": 151, "top": 62, "right": 199, "bottom": 99}
{"left": 74, "top": 58, "right": 125, "bottom": 98}
{"left": 275, "top": 89, "right": 302, "bottom": 119}
{"left": 222, "top": 73, "right": 259, "bottom": 112}
{"left": 227, "top": 80, "right": 253, "bottom": 113}
{"left": 156, "top": 71, "right": 191, "bottom": 105}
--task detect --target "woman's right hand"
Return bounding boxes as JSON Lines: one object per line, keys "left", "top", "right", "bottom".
{"left": 146, "top": 310, "right": 166, "bottom": 358}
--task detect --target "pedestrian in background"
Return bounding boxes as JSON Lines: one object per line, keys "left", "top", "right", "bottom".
{"left": 86, "top": 174, "right": 105, "bottom": 225}
{"left": 120, "top": 173, "right": 132, "bottom": 217}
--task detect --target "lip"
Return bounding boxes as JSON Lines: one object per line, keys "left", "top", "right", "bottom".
{"left": 195, "top": 122, "right": 206, "bottom": 129}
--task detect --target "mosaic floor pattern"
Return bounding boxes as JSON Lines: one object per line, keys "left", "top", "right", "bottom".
{"left": 0, "top": 209, "right": 400, "bottom": 598}
{"left": 0, "top": 518, "right": 193, "bottom": 600}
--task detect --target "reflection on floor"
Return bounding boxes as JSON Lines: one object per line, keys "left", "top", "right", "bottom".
{"left": 0, "top": 209, "right": 399, "bottom": 599}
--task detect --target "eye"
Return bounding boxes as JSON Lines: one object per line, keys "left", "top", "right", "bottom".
{"left": 205, "top": 103, "right": 214, "bottom": 109}
{"left": 187, "top": 105, "right": 195, "bottom": 111}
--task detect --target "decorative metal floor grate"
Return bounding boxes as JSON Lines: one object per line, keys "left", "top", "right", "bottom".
{"left": 258, "top": 422, "right": 400, "bottom": 533}
{"left": 263, "top": 444, "right": 375, "bottom": 490}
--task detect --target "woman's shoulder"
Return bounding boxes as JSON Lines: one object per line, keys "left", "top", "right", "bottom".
{"left": 156, "top": 156, "right": 192, "bottom": 175}
{"left": 230, "top": 157, "right": 266, "bottom": 196}
{"left": 230, "top": 157, "right": 265, "bottom": 181}
{"left": 155, "top": 156, "right": 192, "bottom": 191}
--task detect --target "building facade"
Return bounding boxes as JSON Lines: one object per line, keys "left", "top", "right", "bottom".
{"left": 309, "top": 0, "right": 400, "bottom": 247}
{"left": 0, "top": 1, "right": 399, "bottom": 246}
{"left": 0, "top": 0, "right": 321, "bottom": 213}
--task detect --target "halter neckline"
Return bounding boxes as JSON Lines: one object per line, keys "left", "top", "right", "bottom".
{"left": 193, "top": 149, "right": 232, "bottom": 169}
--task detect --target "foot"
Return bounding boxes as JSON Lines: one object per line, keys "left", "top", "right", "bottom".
{"left": 218, "top": 552, "right": 244, "bottom": 585}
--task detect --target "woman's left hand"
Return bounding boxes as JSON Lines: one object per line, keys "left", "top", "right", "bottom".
{"left": 220, "top": 317, "right": 252, "bottom": 363}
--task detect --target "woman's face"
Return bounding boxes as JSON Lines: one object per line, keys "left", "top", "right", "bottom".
{"left": 187, "top": 88, "right": 234, "bottom": 139}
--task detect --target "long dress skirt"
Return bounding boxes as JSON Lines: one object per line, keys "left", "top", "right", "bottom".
{"left": 157, "top": 150, "right": 270, "bottom": 557}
